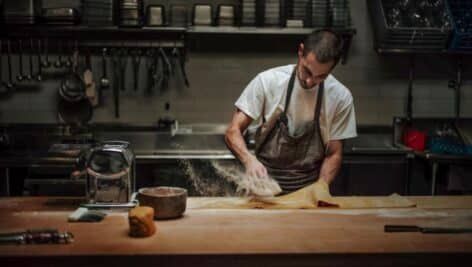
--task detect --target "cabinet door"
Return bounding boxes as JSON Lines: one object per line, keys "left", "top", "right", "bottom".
{"left": 330, "top": 164, "right": 349, "bottom": 196}
{"left": 342, "top": 156, "right": 408, "bottom": 196}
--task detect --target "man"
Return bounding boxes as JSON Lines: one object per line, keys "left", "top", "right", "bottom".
{"left": 225, "top": 30, "right": 357, "bottom": 196}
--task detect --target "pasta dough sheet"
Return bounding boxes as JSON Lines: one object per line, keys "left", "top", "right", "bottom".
{"left": 189, "top": 183, "right": 416, "bottom": 209}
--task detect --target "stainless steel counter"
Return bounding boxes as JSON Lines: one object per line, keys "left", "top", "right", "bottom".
{"left": 0, "top": 123, "right": 414, "bottom": 167}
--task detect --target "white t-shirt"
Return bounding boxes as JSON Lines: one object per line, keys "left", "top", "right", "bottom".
{"left": 235, "top": 64, "right": 357, "bottom": 146}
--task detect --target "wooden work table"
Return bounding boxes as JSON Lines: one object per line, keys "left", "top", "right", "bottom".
{"left": 0, "top": 196, "right": 471, "bottom": 267}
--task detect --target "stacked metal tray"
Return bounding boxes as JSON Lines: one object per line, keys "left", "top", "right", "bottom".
{"left": 119, "top": 0, "right": 144, "bottom": 27}
{"left": 311, "top": 0, "right": 329, "bottom": 27}
{"left": 289, "top": 0, "right": 310, "bottom": 27}
{"left": 170, "top": 5, "right": 188, "bottom": 27}
{"left": 241, "top": 0, "right": 257, "bottom": 26}
{"left": 329, "top": 0, "right": 350, "bottom": 27}
{"left": 84, "top": 0, "right": 115, "bottom": 26}
{"left": 217, "top": 5, "right": 236, "bottom": 26}
{"left": 264, "top": 0, "right": 282, "bottom": 26}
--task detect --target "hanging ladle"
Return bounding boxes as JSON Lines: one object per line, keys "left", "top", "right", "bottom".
{"left": 26, "top": 38, "right": 34, "bottom": 81}
{"left": 41, "top": 38, "right": 51, "bottom": 68}
{"left": 54, "top": 41, "right": 63, "bottom": 68}
{"left": 64, "top": 40, "right": 73, "bottom": 69}
{"left": 100, "top": 47, "right": 110, "bottom": 89}
{"left": 0, "top": 40, "right": 9, "bottom": 96}
{"left": 6, "top": 40, "right": 15, "bottom": 90}
{"left": 16, "top": 40, "right": 25, "bottom": 82}
{"left": 36, "top": 39, "right": 42, "bottom": 81}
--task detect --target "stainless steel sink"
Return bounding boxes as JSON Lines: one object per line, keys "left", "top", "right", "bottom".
{"left": 343, "top": 127, "right": 412, "bottom": 154}
{"left": 94, "top": 123, "right": 230, "bottom": 156}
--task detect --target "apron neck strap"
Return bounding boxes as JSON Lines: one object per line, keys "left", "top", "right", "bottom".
{"left": 283, "top": 68, "right": 297, "bottom": 113}
{"left": 284, "top": 67, "right": 325, "bottom": 122}
{"left": 314, "top": 81, "right": 324, "bottom": 121}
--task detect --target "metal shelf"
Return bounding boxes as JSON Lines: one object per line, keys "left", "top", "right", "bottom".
{"left": 187, "top": 26, "right": 356, "bottom": 35}
{"left": 0, "top": 25, "right": 186, "bottom": 40}
{"left": 375, "top": 48, "right": 472, "bottom": 56}
{"left": 0, "top": 25, "right": 355, "bottom": 37}
{"left": 0, "top": 25, "right": 357, "bottom": 63}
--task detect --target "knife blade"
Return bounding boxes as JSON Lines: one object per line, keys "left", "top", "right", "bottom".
{"left": 385, "top": 224, "right": 472, "bottom": 234}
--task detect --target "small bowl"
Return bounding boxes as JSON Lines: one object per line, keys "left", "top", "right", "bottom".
{"left": 137, "top": 186, "right": 187, "bottom": 220}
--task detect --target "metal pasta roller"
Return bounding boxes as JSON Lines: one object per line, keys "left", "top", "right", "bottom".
{"left": 80, "top": 141, "right": 137, "bottom": 209}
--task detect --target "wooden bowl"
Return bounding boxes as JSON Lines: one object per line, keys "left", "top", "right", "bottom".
{"left": 137, "top": 186, "right": 187, "bottom": 220}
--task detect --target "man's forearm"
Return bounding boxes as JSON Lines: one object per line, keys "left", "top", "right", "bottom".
{"left": 225, "top": 127, "right": 255, "bottom": 166}
{"left": 318, "top": 141, "right": 343, "bottom": 184}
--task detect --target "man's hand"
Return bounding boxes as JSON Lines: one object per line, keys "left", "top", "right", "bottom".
{"left": 312, "top": 179, "right": 331, "bottom": 200}
{"left": 311, "top": 179, "right": 338, "bottom": 207}
{"left": 240, "top": 155, "right": 282, "bottom": 197}
{"left": 225, "top": 109, "right": 281, "bottom": 196}
{"left": 244, "top": 155, "right": 268, "bottom": 179}
{"left": 244, "top": 156, "right": 279, "bottom": 196}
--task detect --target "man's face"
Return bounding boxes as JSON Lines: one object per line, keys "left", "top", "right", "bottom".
{"left": 297, "top": 44, "right": 335, "bottom": 89}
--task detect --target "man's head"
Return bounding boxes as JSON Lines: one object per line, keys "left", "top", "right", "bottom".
{"left": 297, "top": 30, "right": 344, "bottom": 89}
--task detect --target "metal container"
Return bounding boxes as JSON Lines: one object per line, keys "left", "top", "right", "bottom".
{"left": 170, "top": 5, "right": 188, "bottom": 27}
{"left": 193, "top": 4, "right": 213, "bottom": 26}
{"left": 146, "top": 5, "right": 165, "bottom": 26}
{"left": 83, "top": 141, "right": 136, "bottom": 206}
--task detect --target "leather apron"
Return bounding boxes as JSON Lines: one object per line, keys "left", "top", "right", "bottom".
{"left": 255, "top": 69, "right": 325, "bottom": 194}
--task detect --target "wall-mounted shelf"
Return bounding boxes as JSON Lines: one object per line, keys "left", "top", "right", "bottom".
{"left": 0, "top": 25, "right": 356, "bottom": 63}
{"left": 187, "top": 26, "right": 356, "bottom": 35}
{"left": 0, "top": 25, "right": 355, "bottom": 38}
{"left": 375, "top": 48, "right": 472, "bottom": 56}
{"left": 0, "top": 26, "right": 186, "bottom": 40}
{"left": 186, "top": 26, "right": 356, "bottom": 64}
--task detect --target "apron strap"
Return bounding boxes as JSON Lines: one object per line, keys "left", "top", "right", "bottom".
{"left": 284, "top": 68, "right": 324, "bottom": 122}
{"left": 283, "top": 68, "right": 297, "bottom": 113}
{"left": 314, "top": 82, "right": 325, "bottom": 147}
{"left": 314, "top": 81, "right": 324, "bottom": 122}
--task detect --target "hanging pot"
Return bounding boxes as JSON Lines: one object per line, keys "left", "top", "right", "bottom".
{"left": 59, "top": 71, "right": 86, "bottom": 102}
{"left": 57, "top": 97, "right": 93, "bottom": 126}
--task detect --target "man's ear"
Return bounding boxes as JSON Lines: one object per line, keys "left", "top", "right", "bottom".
{"left": 298, "top": 43, "right": 304, "bottom": 58}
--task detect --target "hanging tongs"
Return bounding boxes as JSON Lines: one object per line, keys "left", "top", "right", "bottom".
{"left": 158, "top": 47, "right": 171, "bottom": 91}
{"left": 172, "top": 47, "right": 189, "bottom": 88}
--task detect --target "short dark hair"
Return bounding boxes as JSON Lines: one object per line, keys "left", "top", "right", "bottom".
{"left": 303, "top": 30, "right": 344, "bottom": 65}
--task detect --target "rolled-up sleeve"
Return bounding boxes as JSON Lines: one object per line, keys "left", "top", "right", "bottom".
{"left": 235, "top": 74, "right": 265, "bottom": 120}
{"left": 329, "top": 95, "right": 357, "bottom": 141}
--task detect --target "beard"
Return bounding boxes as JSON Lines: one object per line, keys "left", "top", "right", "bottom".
{"left": 298, "top": 76, "right": 317, "bottom": 90}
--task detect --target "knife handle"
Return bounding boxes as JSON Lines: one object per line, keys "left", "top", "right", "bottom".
{"left": 384, "top": 225, "right": 420, "bottom": 232}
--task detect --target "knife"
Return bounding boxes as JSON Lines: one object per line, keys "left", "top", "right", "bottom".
{"left": 0, "top": 229, "right": 74, "bottom": 245}
{"left": 385, "top": 224, "right": 472, "bottom": 234}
